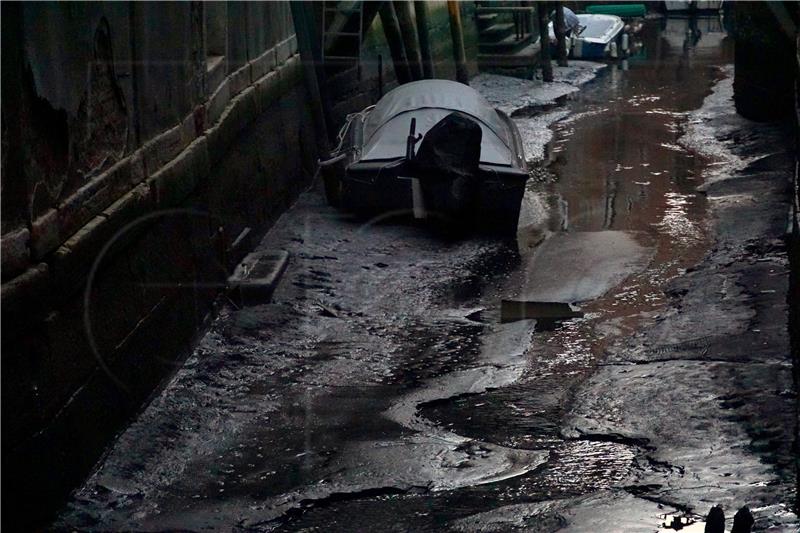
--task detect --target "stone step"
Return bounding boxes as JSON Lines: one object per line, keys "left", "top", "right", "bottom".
{"left": 478, "top": 40, "right": 541, "bottom": 69}
{"left": 476, "top": 12, "right": 499, "bottom": 29}
{"left": 479, "top": 22, "right": 516, "bottom": 41}
{"left": 478, "top": 33, "right": 534, "bottom": 55}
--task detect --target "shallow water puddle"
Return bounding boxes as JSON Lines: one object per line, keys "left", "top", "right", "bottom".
{"left": 425, "top": 14, "right": 736, "bottom": 514}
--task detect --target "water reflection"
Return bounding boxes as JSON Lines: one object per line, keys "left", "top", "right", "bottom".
{"left": 542, "top": 16, "right": 732, "bottom": 244}
{"left": 507, "top": 15, "right": 734, "bottom": 500}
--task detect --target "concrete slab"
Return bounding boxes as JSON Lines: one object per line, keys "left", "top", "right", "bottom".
{"left": 514, "top": 230, "right": 652, "bottom": 303}
{"left": 228, "top": 249, "right": 290, "bottom": 306}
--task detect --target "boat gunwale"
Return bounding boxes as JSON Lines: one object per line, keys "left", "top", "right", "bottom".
{"left": 574, "top": 13, "right": 625, "bottom": 44}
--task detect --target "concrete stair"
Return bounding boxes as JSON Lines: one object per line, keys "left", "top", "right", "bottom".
{"left": 475, "top": 2, "right": 539, "bottom": 71}
{"left": 479, "top": 32, "right": 534, "bottom": 55}
{"left": 478, "top": 40, "right": 541, "bottom": 70}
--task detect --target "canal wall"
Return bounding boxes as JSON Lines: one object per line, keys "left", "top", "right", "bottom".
{"left": 793, "top": 30, "right": 800, "bottom": 517}
{"left": 0, "top": 2, "right": 487, "bottom": 528}
{"left": 732, "top": 2, "right": 798, "bottom": 121}
{"left": 0, "top": 2, "right": 319, "bottom": 528}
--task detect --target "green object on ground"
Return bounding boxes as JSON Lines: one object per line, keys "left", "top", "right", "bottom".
{"left": 585, "top": 4, "right": 646, "bottom": 17}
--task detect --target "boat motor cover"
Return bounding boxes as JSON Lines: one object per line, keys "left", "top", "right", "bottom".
{"left": 413, "top": 112, "right": 482, "bottom": 180}
{"left": 361, "top": 80, "right": 514, "bottom": 165}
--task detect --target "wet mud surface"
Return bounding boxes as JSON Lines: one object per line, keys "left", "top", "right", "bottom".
{"left": 58, "top": 17, "right": 796, "bottom": 532}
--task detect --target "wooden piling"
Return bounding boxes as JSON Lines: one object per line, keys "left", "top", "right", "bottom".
{"left": 553, "top": 3, "right": 569, "bottom": 67}
{"left": 394, "top": 1, "right": 423, "bottom": 80}
{"left": 414, "top": 1, "right": 435, "bottom": 79}
{"left": 447, "top": 0, "right": 470, "bottom": 85}
{"left": 536, "top": 2, "right": 554, "bottom": 82}
{"left": 290, "top": 1, "right": 331, "bottom": 152}
{"left": 379, "top": 1, "right": 413, "bottom": 84}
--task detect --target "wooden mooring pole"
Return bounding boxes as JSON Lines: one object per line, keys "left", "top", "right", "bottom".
{"left": 536, "top": 2, "right": 554, "bottom": 82}
{"left": 379, "top": 1, "right": 413, "bottom": 84}
{"left": 394, "top": 1, "right": 423, "bottom": 80}
{"left": 414, "top": 1, "right": 435, "bottom": 78}
{"left": 553, "top": 2, "right": 569, "bottom": 67}
{"left": 447, "top": 0, "right": 470, "bottom": 85}
{"left": 290, "top": 1, "right": 331, "bottom": 153}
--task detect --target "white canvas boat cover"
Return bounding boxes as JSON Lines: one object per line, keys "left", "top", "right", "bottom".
{"left": 575, "top": 14, "right": 624, "bottom": 44}
{"left": 361, "top": 80, "right": 514, "bottom": 165}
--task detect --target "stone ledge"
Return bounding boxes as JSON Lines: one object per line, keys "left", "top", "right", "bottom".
{"left": 5, "top": 51, "right": 303, "bottom": 302}
{"left": 251, "top": 46, "right": 278, "bottom": 81}
{"left": 276, "top": 35, "right": 298, "bottom": 65}
{"left": 253, "top": 70, "right": 281, "bottom": 117}
{"left": 206, "top": 77, "right": 232, "bottom": 128}
{"left": 142, "top": 120, "right": 191, "bottom": 177}
{"left": 51, "top": 184, "right": 152, "bottom": 297}
{"left": 1, "top": 227, "right": 31, "bottom": 279}
{"left": 0, "top": 263, "right": 49, "bottom": 316}
{"left": 229, "top": 63, "right": 252, "bottom": 99}
{"left": 194, "top": 51, "right": 302, "bottom": 171}
{"left": 56, "top": 157, "right": 142, "bottom": 248}
{"left": 281, "top": 55, "right": 302, "bottom": 93}
{"left": 30, "top": 209, "right": 59, "bottom": 260}
{"left": 148, "top": 136, "right": 210, "bottom": 208}
{"left": 207, "top": 86, "right": 258, "bottom": 168}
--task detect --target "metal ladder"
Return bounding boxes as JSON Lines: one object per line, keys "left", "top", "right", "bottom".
{"left": 321, "top": 1, "right": 364, "bottom": 78}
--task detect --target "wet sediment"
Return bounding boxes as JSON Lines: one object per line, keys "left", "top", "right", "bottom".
{"left": 56, "top": 17, "right": 797, "bottom": 532}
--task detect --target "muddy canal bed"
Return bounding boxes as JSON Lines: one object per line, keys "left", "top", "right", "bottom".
{"left": 58, "top": 18, "right": 796, "bottom": 532}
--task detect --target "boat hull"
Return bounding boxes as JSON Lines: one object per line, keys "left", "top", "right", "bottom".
{"left": 569, "top": 14, "right": 625, "bottom": 59}
{"left": 571, "top": 39, "right": 613, "bottom": 59}
{"left": 320, "top": 80, "right": 530, "bottom": 236}
{"left": 340, "top": 161, "right": 528, "bottom": 235}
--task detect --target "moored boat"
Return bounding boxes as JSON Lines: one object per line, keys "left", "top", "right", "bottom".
{"left": 548, "top": 13, "right": 626, "bottom": 59}
{"left": 571, "top": 14, "right": 626, "bottom": 59}
{"left": 320, "top": 80, "right": 530, "bottom": 235}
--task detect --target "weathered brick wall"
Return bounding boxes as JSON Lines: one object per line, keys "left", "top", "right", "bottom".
{"left": 792, "top": 28, "right": 800, "bottom": 518}
{"left": 0, "top": 2, "right": 318, "bottom": 528}
{"left": 0, "top": 2, "right": 488, "bottom": 527}
{"left": 732, "top": 1, "right": 798, "bottom": 121}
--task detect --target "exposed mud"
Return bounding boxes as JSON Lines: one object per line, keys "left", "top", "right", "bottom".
{"left": 56, "top": 16, "right": 796, "bottom": 533}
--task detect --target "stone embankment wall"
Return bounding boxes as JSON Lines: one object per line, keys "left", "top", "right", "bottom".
{"left": 1, "top": 2, "right": 319, "bottom": 527}
{"left": 793, "top": 28, "right": 800, "bottom": 518}
{"left": 0, "top": 1, "right": 484, "bottom": 527}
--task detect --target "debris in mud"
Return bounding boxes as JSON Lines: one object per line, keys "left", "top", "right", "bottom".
{"left": 314, "top": 301, "right": 339, "bottom": 318}
{"left": 228, "top": 250, "right": 290, "bottom": 306}
{"left": 658, "top": 513, "right": 700, "bottom": 531}
{"left": 500, "top": 300, "right": 583, "bottom": 324}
